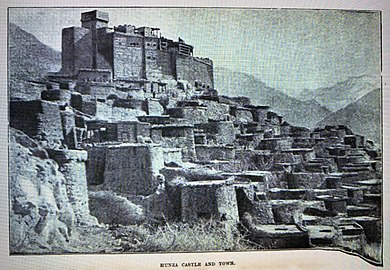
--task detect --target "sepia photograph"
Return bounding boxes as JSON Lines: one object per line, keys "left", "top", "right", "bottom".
{"left": 6, "top": 4, "right": 384, "bottom": 269}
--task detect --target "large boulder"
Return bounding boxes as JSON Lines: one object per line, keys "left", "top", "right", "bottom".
{"left": 88, "top": 191, "right": 146, "bottom": 225}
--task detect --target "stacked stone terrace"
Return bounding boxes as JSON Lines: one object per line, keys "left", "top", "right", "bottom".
{"left": 9, "top": 10, "right": 382, "bottom": 250}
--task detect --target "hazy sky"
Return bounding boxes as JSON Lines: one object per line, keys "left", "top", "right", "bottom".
{"left": 9, "top": 8, "right": 381, "bottom": 93}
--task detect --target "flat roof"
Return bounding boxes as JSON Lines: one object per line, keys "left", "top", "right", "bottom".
{"left": 183, "top": 178, "right": 234, "bottom": 186}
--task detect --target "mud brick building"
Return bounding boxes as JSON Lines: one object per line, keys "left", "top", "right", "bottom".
{"left": 59, "top": 10, "right": 213, "bottom": 89}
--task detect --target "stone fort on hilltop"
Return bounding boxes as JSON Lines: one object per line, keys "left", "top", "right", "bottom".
{"left": 58, "top": 10, "right": 213, "bottom": 89}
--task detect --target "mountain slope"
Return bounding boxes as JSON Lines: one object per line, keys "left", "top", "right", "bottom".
{"left": 214, "top": 67, "right": 331, "bottom": 128}
{"left": 9, "top": 23, "right": 61, "bottom": 80}
{"left": 9, "top": 23, "right": 61, "bottom": 100}
{"left": 316, "top": 88, "right": 381, "bottom": 145}
{"left": 296, "top": 75, "right": 380, "bottom": 112}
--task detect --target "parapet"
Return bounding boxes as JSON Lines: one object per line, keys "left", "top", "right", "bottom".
{"left": 81, "top": 10, "right": 109, "bottom": 23}
{"left": 114, "top": 24, "right": 136, "bottom": 34}
{"left": 194, "top": 57, "right": 213, "bottom": 66}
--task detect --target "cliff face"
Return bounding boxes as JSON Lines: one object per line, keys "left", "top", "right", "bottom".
{"left": 9, "top": 128, "right": 100, "bottom": 253}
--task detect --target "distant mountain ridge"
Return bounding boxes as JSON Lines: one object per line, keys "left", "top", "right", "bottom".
{"left": 9, "top": 23, "right": 61, "bottom": 80}
{"left": 214, "top": 67, "right": 331, "bottom": 128}
{"left": 295, "top": 75, "right": 380, "bottom": 112}
{"left": 316, "top": 88, "right": 381, "bottom": 145}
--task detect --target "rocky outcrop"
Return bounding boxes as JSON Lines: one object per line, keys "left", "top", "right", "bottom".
{"left": 47, "top": 149, "right": 97, "bottom": 225}
{"left": 9, "top": 128, "right": 98, "bottom": 253}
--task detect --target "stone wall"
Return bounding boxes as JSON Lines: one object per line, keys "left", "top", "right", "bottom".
{"left": 201, "top": 100, "right": 230, "bottom": 121}
{"left": 196, "top": 121, "right": 235, "bottom": 145}
{"left": 145, "top": 36, "right": 162, "bottom": 79}
{"left": 60, "top": 110, "right": 77, "bottom": 149}
{"left": 156, "top": 50, "right": 174, "bottom": 79}
{"left": 70, "top": 93, "right": 97, "bottom": 116}
{"left": 86, "top": 121, "right": 116, "bottom": 144}
{"left": 96, "top": 28, "right": 114, "bottom": 71}
{"left": 61, "top": 27, "right": 93, "bottom": 76}
{"left": 166, "top": 106, "right": 208, "bottom": 124}
{"left": 143, "top": 98, "right": 164, "bottom": 115}
{"left": 251, "top": 107, "right": 269, "bottom": 124}
{"left": 112, "top": 32, "right": 144, "bottom": 80}
{"left": 195, "top": 145, "right": 235, "bottom": 162}
{"left": 163, "top": 148, "right": 183, "bottom": 165}
{"left": 41, "top": 89, "right": 71, "bottom": 102}
{"left": 235, "top": 107, "right": 253, "bottom": 123}
{"left": 214, "top": 121, "right": 236, "bottom": 145}
{"left": 257, "top": 138, "right": 293, "bottom": 152}
{"left": 181, "top": 179, "right": 239, "bottom": 223}
{"left": 117, "top": 121, "right": 151, "bottom": 143}
{"left": 175, "top": 54, "right": 213, "bottom": 88}
{"left": 181, "top": 106, "right": 208, "bottom": 124}
{"left": 87, "top": 143, "right": 164, "bottom": 196}
{"left": 10, "top": 100, "right": 64, "bottom": 148}
{"left": 151, "top": 126, "right": 196, "bottom": 161}
{"left": 270, "top": 200, "right": 325, "bottom": 224}
{"left": 77, "top": 70, "right": 112, "bottom": 83}
{"left": 95, "top": 101, "right": 146, "bottom": 122}
{"left": 282, "top": 172, "right": 327, "bottom": 189}
{"left": 47, "top": 149, "right": 93, "bottom": 224}
{"left": 86, "top": 146, "right": 107, "bottom": 185}
{"left": 235, "top": 185, "right": 275, "bottom": 224}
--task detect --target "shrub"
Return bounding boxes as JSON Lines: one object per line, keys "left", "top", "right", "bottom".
{"left": 113, "top": 219, "right": 251, "bottom": 253}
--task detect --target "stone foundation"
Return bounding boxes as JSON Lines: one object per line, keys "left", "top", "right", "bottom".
{"left": 181, "top": 179, "right": 239, "bottom": 224}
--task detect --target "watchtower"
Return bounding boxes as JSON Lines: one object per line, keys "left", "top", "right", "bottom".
{"left": 81, "top": 10, "right": 109, "bottom": 30}
{"left": 80, "top": 10, "right": 109, "bottom": 70}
